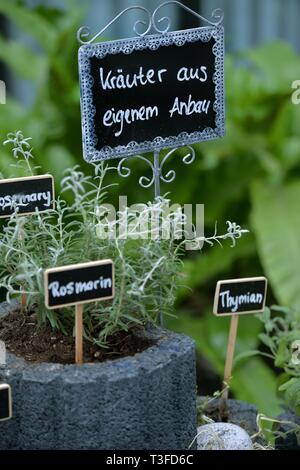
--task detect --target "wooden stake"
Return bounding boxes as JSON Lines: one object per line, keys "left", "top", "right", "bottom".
{"left": 75, "top": 304, "right": 84, "bottom": 364}
{"left": 220, "top": 315, "right": 239, "bottom": 407}
{"left": 18, "top": 230, "right": 27, "bottom": 312}
{"left": 21, "top": 292, "right": 27, "bottom": 310}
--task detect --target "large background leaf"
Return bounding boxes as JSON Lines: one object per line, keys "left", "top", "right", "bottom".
{"left": 251, "top": 180, "right": 300, "bottom": 313}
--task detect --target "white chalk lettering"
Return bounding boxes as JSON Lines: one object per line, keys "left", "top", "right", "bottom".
{"left": 103, "top": 105, "right": 159, "bottom": 137}
{"left": 48, "top": 277, "right": 112, "bottom": 298}
{"left": 177, "top": 66, "right": 208, "bottom": 83}
{"left": 99, "top": 67, "right": 168, "bottom": 91}
{"left": 169, "top": 95, "right": 211, "bottom": 118}
{"left": 219, "top": 290, "right": 263, "bottom": 312}
{"left": 0, "top": 191, "right": 52, "bottom": 211}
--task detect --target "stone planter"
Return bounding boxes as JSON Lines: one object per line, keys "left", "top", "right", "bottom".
{"left": 0, "top": 302, "right": 197, "bottom": 450}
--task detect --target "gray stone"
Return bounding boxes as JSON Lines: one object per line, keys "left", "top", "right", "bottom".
{"left": 0, "top": 301, "right": 197, "bottom": 450}
{"left": 197, "top": 423, "right": 254, "bottom": 450}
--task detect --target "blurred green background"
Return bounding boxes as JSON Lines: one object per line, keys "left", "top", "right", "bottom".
{"left": 1, "top": 0, "right": 300, "bottom": 417}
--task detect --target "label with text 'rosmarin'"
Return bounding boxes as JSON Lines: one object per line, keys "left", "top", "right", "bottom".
{"left": 213, "top": 277, "right": 268, "bottom": 316}
{"left": 0, "top": 175, "right": 55, "bottom": 217}
{"left": 44, "top": 260, "right": 114, "bottom": 309}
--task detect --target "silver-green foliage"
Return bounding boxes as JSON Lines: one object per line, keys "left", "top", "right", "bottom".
{"left": 0, "top": 132, "right": 248, "bottom": 346}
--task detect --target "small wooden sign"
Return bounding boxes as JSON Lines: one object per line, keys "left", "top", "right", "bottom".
{"left": 0, "top": 384, "right": 12, "bottom": 422}
{"left": 44, "top": 259, "right": 114, "bottom": 309}
{"left": 44, "top": 260, "right": 114, "bottom": 364}
{"left": 0, "top": 174, "right": 55, "bottom": 218}
{"left": 213, "top": 277, "right": 267, "bottom": 316}
{"left": 213, "top": 276, "right": 268, "bottom": 413}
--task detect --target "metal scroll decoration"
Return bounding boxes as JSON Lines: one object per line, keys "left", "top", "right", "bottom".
{"left": 77, "top": 1, "right": 225, "bottom": 198}
{"left": 77, "top": 6, "right": 152, "bottom": 43}
{"left": 117, "top": 147, "right": 196, "bottom": 198}
{"left": 77, "top": 2, "right": 224, "bottom": 44}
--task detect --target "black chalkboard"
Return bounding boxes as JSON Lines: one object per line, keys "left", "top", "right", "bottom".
{"left": 44, "top": 260, "right": 114, "bottom": 309}
{"left": 213, "top": 277, "right": 267, "bottom": 316}
{"left": 0, "top": 175, "right": 55, "bottom": 218}
{"left": 0, "top": 384, "right": 12, "bottom": 421}
{"left": 78, "top": 26, "right": 225, "bottom": 161}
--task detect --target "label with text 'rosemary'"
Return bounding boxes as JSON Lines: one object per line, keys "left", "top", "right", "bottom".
{"left": 0, "top": 175, "right": 55, "bottom": 217}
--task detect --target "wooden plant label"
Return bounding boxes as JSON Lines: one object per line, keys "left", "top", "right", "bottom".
{"left": 0, "top": 384, "right": 12, "bottom": 422}
{"left": 213, "top": 277, "right": 268, "bottom": 316}
{"left": 0, "top": 175, "right": 55, "bottom": 218}
{"left": 44, "top": 260, "right": 114, "bottom": 309}
{"left": 213, "top": 276, "right": 268, "bottom": 410}
{"left": 44, "top": 260, "right": 114, "bottom": 365}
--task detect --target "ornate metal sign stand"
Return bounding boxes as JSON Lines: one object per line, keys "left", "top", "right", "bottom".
{"left": 77, "top": 1, "right": 225, "bottom": 325}
{"left": 77, "top": 1, "right": 224, "bottom": 200}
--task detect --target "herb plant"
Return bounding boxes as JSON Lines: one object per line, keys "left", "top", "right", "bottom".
{"left": 257, "top": 306, "right": 300, "bottom": 416}
{"left": 1, "top": 0, "right": 300, "bottom": 406}
{"left": 0, "top": 132, "right": 248, "bottom": 347}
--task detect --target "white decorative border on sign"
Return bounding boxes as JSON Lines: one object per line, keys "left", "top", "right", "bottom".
{"left": 78, "top": 26, "right": 225, "bottom": 162}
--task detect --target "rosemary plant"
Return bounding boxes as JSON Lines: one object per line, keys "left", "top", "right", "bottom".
{"left": 0, "top": 132, "right": 248, "bottom": 347}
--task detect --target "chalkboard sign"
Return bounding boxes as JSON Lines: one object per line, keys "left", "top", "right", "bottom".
{"left": 213, "top": 277, "right": 268, "bottom": 316}
{"left": 44, "top": 260, "right": 114, "bottom": 309}
{"left": 78, "top": 26, "right": 225, "bottom": 161}
{"left": 0, "top": 384, "right": 12, "bottom": 422}
{"left": 0, "top": 175, "right": 55, "bottom": 218}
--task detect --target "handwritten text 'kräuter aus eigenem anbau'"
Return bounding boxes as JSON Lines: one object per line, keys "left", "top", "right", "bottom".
{"left": 99, "top": 65, "right": 211, "bottom": 137}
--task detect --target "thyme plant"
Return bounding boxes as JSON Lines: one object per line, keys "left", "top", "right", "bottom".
{"left": 257, "top": 306, "right": 300, "bottom": 417}
{"left": 0, "top": 132, "right": 248, "bottom": 347}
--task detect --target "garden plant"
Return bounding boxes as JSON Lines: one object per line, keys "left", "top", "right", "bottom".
{"left": 0, "top": 130, "right": 247, "bottom": 362}
{"left": 1, "top": 1, "right": 300, "bottom": 415}
{"left": 1, "top": 0, "right": 300, "bottom": 452}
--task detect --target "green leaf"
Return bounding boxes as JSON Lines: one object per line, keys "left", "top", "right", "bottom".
{"left": 231, "top": 357, "right": 281, "bottom": 416}
{"left": 0, "top": 37, "right": 46, "bottom": 81}
{"left": 251, "top": 180, "right": 300, "bottom": 310}
{"left": 246, "top": 41, "right": 300, "bottom": 94}
{"left": 177, "top": 236, "right": 254, "bottom": 303}
{"left": 234, "top": 350, "right": 273, "bottom": 367}
{"left": 166, "top": 310, "right": 280, "bottom": 415}
{"left": 42, "top": 145, "right": 77, "bottom": 184}
{"left": 259, "top": 333, "right": 276, "bottom": 351}
{"left": 0, "top": 0, "right": 56, "bottom": 51}
{"left": 279, "top": 378, "right": 300, "bottom": 414}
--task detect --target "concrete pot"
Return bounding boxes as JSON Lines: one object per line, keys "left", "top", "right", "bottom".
{"left": 0, "top": 301, "right": 197, "bottom": 450}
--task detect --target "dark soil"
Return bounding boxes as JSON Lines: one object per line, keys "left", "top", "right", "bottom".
{"left": 0, "top": 308, "right": 155, "bottom": 364}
